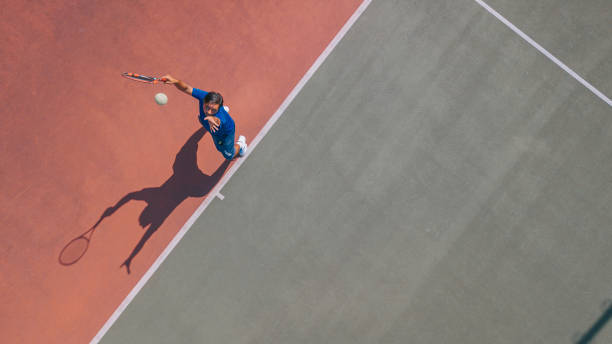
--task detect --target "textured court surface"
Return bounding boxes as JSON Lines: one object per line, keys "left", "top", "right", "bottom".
{"left": 100, "top": 0, "right": 612, "bottom": 343}
{"left": 0, "top": 1, "right": 360, "bottom": 343}
{"left": 3, "top": 0, "right": 612, "bottom": 343}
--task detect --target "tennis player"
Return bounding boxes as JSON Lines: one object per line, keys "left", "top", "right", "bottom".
{"left": 162, "top": 74, "right": 247, "bottom": 160}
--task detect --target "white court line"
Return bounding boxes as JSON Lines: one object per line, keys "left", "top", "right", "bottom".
{"left": 474, "top": 0, "right": 611, "bottom": 107}
{"left": 216, "top": 193, "right": 225, "bottom": 200}
{"left": 90, "top": 0, "right": 373, "bottom": 342}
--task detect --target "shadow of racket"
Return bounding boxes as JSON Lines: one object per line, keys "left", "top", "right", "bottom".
{"left": 59, "top": 227, "right": 96, "bottom": 265}
{"left": 59, "top": 209, "right": 109, "bottom": 265}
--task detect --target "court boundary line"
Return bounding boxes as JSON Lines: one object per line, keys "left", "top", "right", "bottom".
{"left": 474, "top": 0, "right": 611, "bottom": 107}
{"left": 90, "top": 0, "right": 373, "bottom": 342}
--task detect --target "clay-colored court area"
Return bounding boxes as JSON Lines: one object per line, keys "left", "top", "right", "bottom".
{"left": 0, "top": 1, "right": 360, "bottom": 342}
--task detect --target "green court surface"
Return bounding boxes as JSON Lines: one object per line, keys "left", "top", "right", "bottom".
{"left": 101, "top": 0, "right": 612, "bottom": 343}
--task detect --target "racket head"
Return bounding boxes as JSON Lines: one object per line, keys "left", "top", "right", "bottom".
{"left": 121, "top": 72, "right": 166, "bottom": 84}
{"left": 59, "top": 236, "right": 90, "bottom": 265}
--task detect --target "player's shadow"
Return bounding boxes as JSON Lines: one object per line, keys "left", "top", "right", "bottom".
{"left": 97, "top": 127, "right": 229, "bottom": 274}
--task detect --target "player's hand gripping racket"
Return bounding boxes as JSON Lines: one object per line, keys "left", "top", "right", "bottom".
{"left": 121, "top": 72, "right": 168, "bottom": 84}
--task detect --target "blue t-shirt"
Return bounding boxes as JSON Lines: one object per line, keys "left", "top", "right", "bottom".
{"left": 192, "top": 88, "right": 235, "bottom": 137}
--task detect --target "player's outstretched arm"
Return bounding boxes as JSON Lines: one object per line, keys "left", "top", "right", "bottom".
{"left": 162, "top": 74, "right": 193, "bottom": 95}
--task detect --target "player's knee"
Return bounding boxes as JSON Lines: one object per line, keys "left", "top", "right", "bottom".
{"left": 222, "top": 149, "right": 235, "bottom": 160}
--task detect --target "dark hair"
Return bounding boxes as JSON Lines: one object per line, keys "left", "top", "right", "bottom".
{"left": 204, "top": 91, "right": 223, "bottom": 106}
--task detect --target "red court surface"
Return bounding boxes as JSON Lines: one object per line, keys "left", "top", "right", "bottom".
{"left": 0, "top": 1, "right": 361, "bottom": 342}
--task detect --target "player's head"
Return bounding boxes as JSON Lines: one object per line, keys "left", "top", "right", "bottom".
{"left": 204, "top": 92, "right": 223, "bottom": 115}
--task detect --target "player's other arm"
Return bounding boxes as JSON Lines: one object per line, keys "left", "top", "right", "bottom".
{"left": 204, "top": 115, "right": 221, "bottom": 132}
{"left": 162, "top": 74, "right": 193, "bottom": 95}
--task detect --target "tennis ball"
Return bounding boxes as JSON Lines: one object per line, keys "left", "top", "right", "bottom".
{"left": 154, "top": 93, "right": 168, "bottom": 105}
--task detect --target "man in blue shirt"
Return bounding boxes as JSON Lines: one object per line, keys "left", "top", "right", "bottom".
{"left": 162, "top": 74, "right": 247, "bottom": 160}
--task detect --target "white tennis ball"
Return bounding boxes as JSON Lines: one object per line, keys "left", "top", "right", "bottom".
{"left": 154, "top": 93, "right": 168, "bottom": 105}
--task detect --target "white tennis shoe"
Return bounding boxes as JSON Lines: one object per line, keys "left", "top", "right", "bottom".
{"left": 237, "top": 135, "right": 247, "bottom": 156}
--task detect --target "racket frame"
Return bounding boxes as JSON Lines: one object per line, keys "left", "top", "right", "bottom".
{"left": 121, "top": 72, "right": 168, "bottom": 84}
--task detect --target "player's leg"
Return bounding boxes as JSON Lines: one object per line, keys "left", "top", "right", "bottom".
{"left": 220, "top": 132, "right": 246, "bottom": 159}
{"left": 215, "top": 134, "right": 236, "bottom": 160}
{"left": 212, "top": 131, "right": 246, "bottom": 160}
{"left": 234, "top": 135, "right": 247, "bottom": 158}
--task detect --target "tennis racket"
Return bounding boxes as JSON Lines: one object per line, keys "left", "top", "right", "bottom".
{"left": 121, "top": 72, "right": 168, "bottom": 84}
